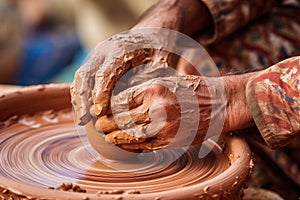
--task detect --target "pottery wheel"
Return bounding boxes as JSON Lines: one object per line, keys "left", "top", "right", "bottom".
{"left": 0, "top": 84, "right": 253, "bottom": 200}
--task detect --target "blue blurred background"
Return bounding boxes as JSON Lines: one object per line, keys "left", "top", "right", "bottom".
{"left": 0, "top": 0, "right": 158, "bottom": 85}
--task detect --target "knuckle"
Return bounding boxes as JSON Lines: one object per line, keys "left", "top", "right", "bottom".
{"left": 74, "top": 68, "right": 86, "bottom": 80}
{"left": 148, "top": 82, "right": 167, "bottom": 94}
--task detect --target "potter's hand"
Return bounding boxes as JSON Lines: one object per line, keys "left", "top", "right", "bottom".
{"left": 98, "top": 72, "right": 257, "bottom": 150}
{"left": 71, "top": 31, "right": 175, "bottom": 125}
{"left": 97, "top": 76, "right": 219, "bottom": 150}
{"left": 70, "top": 0, "right": 214, "bottom": 126}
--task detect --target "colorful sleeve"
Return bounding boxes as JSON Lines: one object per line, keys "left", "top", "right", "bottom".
{"left": 199, "top": 0, "right": 283, "bottom": 45}
{"left": 246, "top": 56, "right": 300, "bottom": 149}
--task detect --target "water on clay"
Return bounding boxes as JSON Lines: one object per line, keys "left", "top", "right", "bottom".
{"left": 0, "top": 108, "right": 229, "bottom": 194}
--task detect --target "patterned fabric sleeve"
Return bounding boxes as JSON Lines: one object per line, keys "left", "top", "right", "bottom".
{"left": 199, "top": 0, "right": 283, "bottom": 45}
{"left": 246, "top": 56, "right": 300, "bottom": 149}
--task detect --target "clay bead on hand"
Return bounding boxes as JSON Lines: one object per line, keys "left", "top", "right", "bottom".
{"left": 96, "top": 76, "right": 225, "bottom": 150}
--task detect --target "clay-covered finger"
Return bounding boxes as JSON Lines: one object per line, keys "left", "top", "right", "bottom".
{"left": 120, "top": 139, "right": 169, "bottom": 151}
{"left": 71, "top": 47, "right": 105, "bottom": 125}
{"left": 95, "top": 115, "right": 118, "bottom": 132}
{"left": 110, "top": 86, "right": 144, "bottom": 113}
{"left": 95, "top": 105, "right": 151, "bottom": 132}
{"left": 105, "top": 127, "right": 147, "bottom": 145}
{"left": 93, "top": 36, "right": 155, "bottom": 116}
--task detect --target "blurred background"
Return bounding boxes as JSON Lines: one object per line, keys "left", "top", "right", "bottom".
{"left": 0, "top": 0, "right": 158, "bottom": 86}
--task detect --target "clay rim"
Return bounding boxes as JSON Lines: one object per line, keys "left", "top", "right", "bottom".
{"left": 0, "top": 84, "right": 253, "bottom": 200}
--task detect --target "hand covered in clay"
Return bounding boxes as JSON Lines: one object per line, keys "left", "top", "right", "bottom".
{"left": 71, "top": 30, "right": 177, "bottom": 126}
{"left": 96, "top": 75, "right": 226, "bottom": 150}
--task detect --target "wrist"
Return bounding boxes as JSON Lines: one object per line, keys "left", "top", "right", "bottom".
{"left": 223, "top": 72, "right": 258, "bottom": 133}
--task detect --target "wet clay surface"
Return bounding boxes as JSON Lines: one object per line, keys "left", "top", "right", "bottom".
{"left": 0, "top": 84, "right": 253, "bottom": 200}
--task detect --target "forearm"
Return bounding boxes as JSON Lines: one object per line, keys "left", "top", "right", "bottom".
{"left": 132, "top": 0, "right": 212, "bottom": 35}
{"left": 188, "top": 73, "right": 256, "bottom": 142}
{"left": 180, "top": 74, "right": 255, "bottom": 144}
{"left": 217, "top": 57, "right": 300, "bottom": 149}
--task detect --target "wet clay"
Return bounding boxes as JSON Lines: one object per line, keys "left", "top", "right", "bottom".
{"left": 0, "top": 84, "right": 253, "bottom": 200}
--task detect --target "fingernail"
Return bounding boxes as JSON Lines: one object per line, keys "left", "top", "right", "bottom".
{"left": 105, "top": 135, "right": 114, "bottom": 144}
{"left": 94, "top": 104, "right": 102, "bottom": 115}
